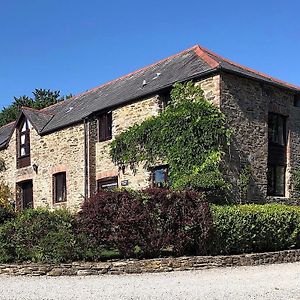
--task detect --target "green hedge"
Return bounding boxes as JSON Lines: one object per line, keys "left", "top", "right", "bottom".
{"left": 0, "top": 209, "right": 81, "bottom": 263}
{"left": 1, "top": 201, "right": 300, "bottom": 263}
{"left": 212, "top": 204, "right": 300, "bottom": 255}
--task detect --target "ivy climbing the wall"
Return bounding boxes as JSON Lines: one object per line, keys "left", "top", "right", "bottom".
{"left": 110, "top": 81, "right": 231, "bottom": 192}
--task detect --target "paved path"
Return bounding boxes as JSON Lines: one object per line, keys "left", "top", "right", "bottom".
{"left": 0, "top": 262, "right": 300, "bottom": 299}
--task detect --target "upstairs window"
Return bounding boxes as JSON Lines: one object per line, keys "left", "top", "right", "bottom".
{"left": 268, "top": 113, "right": 286, "bottom": 146}
{"left": 97, "top": 176, "right": 118, "bottom": 191}
{"left": 17, "top": 118, "right": 31, "bottom": 168}
{"left": 267, "top": 113, "right": 287, "bottom": 197}
{"left": 151, "top": 165, "right": 169, "bottom": 188}
{"left": 99, "top": 112, "right": 112, "bottom": 142}
{"left": 294, "top": 95, "right": 300, "bottom": 107}
{"left": 53, "top": 172, "right": 67, "bottom": 203}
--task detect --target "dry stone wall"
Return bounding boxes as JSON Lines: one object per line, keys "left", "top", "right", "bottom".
{"left": 0, "top": 249, "right": 299, "bottom": 276}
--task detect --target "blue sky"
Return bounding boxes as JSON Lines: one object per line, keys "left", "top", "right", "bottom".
{"left": 0, "top": 0, "right": 299, "bottom": 110}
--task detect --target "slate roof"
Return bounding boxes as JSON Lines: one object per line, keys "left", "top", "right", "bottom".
{"left": 0, "top": 122, "right": 15, "bottom": 149}
{"left": 0, "top": 44, "right": 300, "bottom": 149}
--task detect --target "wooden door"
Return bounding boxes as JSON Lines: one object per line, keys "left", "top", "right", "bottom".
{"left": 21, "top": 180, "right": 33, "bottom": 210}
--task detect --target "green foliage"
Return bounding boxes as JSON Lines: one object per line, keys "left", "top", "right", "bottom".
{"left": 212, "top": 204, "right": 300, "bottom": 255}
{"left": 0, "top": 182, "right": 14, "bottom": 224}
{"left": 0, "top": 89, "right": 72, "bottom": 127}
{"left": 0, "top": 209, "right": 80, "bottom": 263}
{"left": 0, "top": 182, "right": 12, "bottom": 208}
{"left": 110, "top": 82, "right": 231, "bottom": 191}
{"left": 292, "top": 168, "right": 300, "bottom": 192}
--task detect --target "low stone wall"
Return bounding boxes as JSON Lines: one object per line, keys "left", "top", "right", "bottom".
{"left": 1, "top": 249, "right": 300, "bottom": 276}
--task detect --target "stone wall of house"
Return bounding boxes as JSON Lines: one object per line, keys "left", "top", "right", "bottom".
{"left": 94, "top": 95, "right": 162, "bottom": 192}
{"left": 220, "top": 72, "right": 300, "bottom": 202}
{"left": 0, "top": 130, "right": 17, "bottom": 197}
{"left": 93, "top": 75, "right": 221, "bottom": 193}
{"left": 0, "top": 122, "right": 86, "bottom": 211}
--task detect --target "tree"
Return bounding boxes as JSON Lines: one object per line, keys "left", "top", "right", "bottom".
{"left": 110, "top": 81, "right": 231, "bottom": 193}
{"left": 0, "top": 89, "right": 72, "bottom": 127}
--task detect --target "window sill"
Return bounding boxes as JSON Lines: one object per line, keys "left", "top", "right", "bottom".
{"left": 53, "top": 201, "right": 67, "bottom": 206}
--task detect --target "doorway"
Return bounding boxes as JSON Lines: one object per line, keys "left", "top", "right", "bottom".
{"left": 17, "top": 180, "right": 33, "bottom": 210}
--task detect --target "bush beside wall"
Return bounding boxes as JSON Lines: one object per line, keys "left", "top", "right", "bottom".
{"left": 77, "top": 188, "right": 213, "bottom": 259}
{"left": 0, "top": 209, "right": 80, "bottom": 263}
{"left": 212, "top": 204, "right": 300, "bottom": 255}
{"left": 1, "top": 193, "right": 300, "bottom": 263}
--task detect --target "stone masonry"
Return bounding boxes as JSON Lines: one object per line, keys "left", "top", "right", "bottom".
{"left": 0, "top": 69, "right": 299, "bottom": 208}
{"left": 0, "top": 248, "right": 299, "bottom": 276}
{"left": 221, "top": 72, "right": 300, "bottom": 203}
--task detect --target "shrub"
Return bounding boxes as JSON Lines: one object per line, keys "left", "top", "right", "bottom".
{"left": 138, "top": 188, "right": 213, "bottom": 257}
{"left": 0, "top": 208, "right": 80, "bottom": 263}
{"left": 0, "top": 182, "right": 15, "bottom": 224}
{"left": 212, "top": 204, "right": 300, "bottom": 255}
{"left": 77, "top": 188, "right": 213, "bottom": 259}
{"left": 77, "top": 190, "right": 146, "bottom": 259}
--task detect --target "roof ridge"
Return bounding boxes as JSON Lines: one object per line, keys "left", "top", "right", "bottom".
{"left": 0, "top": 121, "right": 15, "bottom": 130}
{"left": 22, "top": 106, "right": 54, "bottom": 116}
{"left": 194, "top": 45, "right": 219, "bottom": 69}
{"left": 66, "top": 45, "right": 200, "bottom": 101}
{"left": 202, "top": 47, "right": 300, "bottom": 91}
{"left": 40, "top": 97, "right": 74, "bottom": 112}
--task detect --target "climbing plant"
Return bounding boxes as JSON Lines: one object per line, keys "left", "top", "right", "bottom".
{"left": 110, "top": 81, "right": 231, "bottom": 192}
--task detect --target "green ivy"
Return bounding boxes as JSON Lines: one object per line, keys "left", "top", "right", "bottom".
{"left": 110, "top": 81, "right": 231, "bottom": 191}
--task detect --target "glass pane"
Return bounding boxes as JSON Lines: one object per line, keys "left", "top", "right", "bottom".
{"left": 101, "top": 181, "right": 118, "bottom": 190}
{"left": 21, "top": 121, "right": 27, "bottom": 132}
{"left": 20, "top": 134, "right": 26, "bottom": 145}
{"left": 20, "top": 147, "right": 26, "bottom": 156}
{"left": 55, "top": 173, "right": 66, "bottom": 202}
{"left": 277, "top": 117, "right": 284, "bottom": 145}
{"left": 267, "top": 166, "right": 275, "bottom": 195}
{"left": 275, "top": 166, "right": 285, "bottom": 196}
{"left": 153, "top": 167, "right": 168, "bottom": 188}
{"left": 268, "top": 114, "right": 285, "bottom": 145}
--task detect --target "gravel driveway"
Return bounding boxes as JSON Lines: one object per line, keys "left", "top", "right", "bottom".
{"left": 0, "top": 262, "right": 300, "bottom": 300}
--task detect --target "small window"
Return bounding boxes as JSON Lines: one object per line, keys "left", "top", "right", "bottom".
{"left": 268, "top": 113, "right": 286, "bottom": 146}
{"left": 267, "top": 165, "right": 285, "bottom": 197}
{"left": 151, "top": 165, "right": 169, "bottom": 188}
{"left": 99, "top": 112, "right": 112, "bottom": 142}
{"left": 97, "top": 176, "right": 118, "bottom": 191}
{"left": 294, "top": 95, "right": 300, "bottom": 107}
{"left": 53, "top": 172, "right": 67, "bottom": 203}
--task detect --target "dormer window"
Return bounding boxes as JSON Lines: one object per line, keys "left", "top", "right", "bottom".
{"left": 17, "top": 118, "right": 31, "bottom": 168}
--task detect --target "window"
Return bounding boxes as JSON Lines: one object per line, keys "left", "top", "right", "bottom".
{"left": 151, "top": 165, "right": 169, "bottom": 188}
{"left": 97, "top": 176, "right": 118, "bottom": 191}
{"left": 267, "top": 165, "right": 285, "bottom": 197}
{"left": 17, "top": 118, "right": 31, "bottom": 168}
{"left": 267, "top": 113, "right": 287, "bottom": 196}
{"left": 294, "top": 95, "right": 300, "bottom": 107}
{"left": 53, "top": 172, "right": 67, "bottom": 203}
{"left": 268, "top": 113, "right": 286, "bottom": 146}
{"left": 99, "top": 112, "right": 112, "bottom": 142}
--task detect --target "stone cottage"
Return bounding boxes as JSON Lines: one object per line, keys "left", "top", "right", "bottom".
{"left": 0, "top": 44, "right": 300, "bottom": 210}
